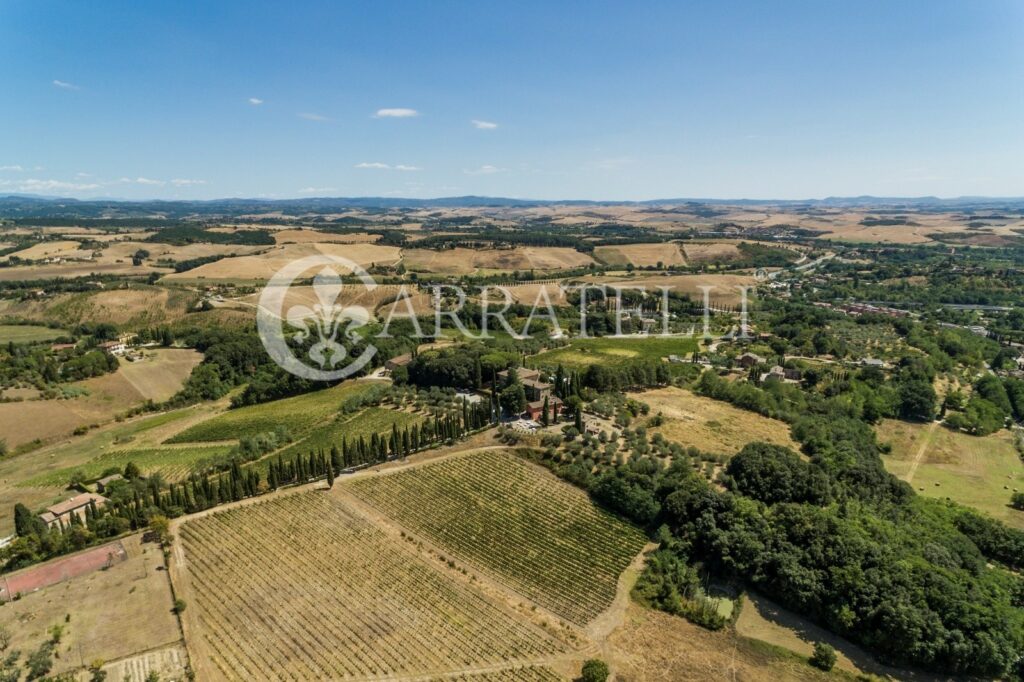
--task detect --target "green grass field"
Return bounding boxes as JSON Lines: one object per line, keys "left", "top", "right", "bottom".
{"left": 166, "top": 380, "right": 386, "bottom": 443}
{"left": 21, "top": 444, "right": 235, "bottom": 487}
{"left": 877, "top": 419, "right": 1024, "bottom": 529}
{"left": 347, "top": 449, "right": 648, "bottom": 625}
{"left": 249, "top": 406, "right": 424, "bottom": 475}
{"left": 529, "top": 336, "right": 697, "bottom": 370}
{"left": 0, "top": 324, "right": 64, "bottom": 344}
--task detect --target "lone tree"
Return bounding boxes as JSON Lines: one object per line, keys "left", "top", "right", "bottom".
{"left": 809, "top": 642, "right": 836, "bottom": 672}
{"left": 580, "top": 659, "right": 609, "bottom": 682}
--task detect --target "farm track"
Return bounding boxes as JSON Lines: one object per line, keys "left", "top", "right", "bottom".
{"left": 904, "top": 420, "right": 939, "bottom": 484}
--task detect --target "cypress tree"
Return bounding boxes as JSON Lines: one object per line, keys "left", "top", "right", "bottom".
{"left": 326, "top": 458, "right": 335, "bottom": 488}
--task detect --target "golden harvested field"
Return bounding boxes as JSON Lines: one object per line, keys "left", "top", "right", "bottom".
{"left": 634, "top": 387, "right": 798, "bottom": 455}
{"left": 115, "top": 348, "right": 204, "bottom": 402}
{"left": 175, "top": 491, "right": 570, "bottom": 681}
{"left": 164, "top": 242, "right": 401, "bottom": 281}
{"left": 347, "top": 449, "right": 648, "bottom": 626}
{"left": 593, "top": 243, "right": 686, "bottom": 267}
{"left": 97, "top": 240, "right": 267, "bottom": 263}
{"left": 876, "top": 419, "right": 1024, "bottom": 528}
{"left": 0, "top": 239, "right": 85, "bottom": 261}
{"left": 0, "top": 286, "right": 198, "bottom": 327}
{"left": 0, "top": 534, "right": 185, "bottom": 679}
{"left": 0, "top": 349, "right": 200, "bottom": 449}
{"left": 271, "top": 229, "right": 379, "bottom": 244}
{"left": 682, "top": 242, "right": 741, "bottom": 262}
{"left": 0, "top": 261, "right": 170, "bottom": 281}
{"left": 402, "top": 247, "right": 595, "bottom": 275}
{"left": 584, "top": 273, "right": 758, "bottom": 305}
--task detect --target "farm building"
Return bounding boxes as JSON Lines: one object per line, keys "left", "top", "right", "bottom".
{"left": 497, "top": 367, "right": 554, "bottom": 401}
{"left": 737, "top": 352, "right": 766, "bottom": 368}
{"left": 526, "top": 396, "right": 563, "bottom": 421}
{"left": 39, "top": 492, "right": 108, "bottom": 530}
{"left": 95, "top": 473, "right": 124, "bottom": 493}
{"left": 385, "top": 353, "right": 413, "bottom": 372}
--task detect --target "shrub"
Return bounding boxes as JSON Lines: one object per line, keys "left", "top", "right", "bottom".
{"left": 809, "top": 642, "right": 836, "bottom": 671}
{"left": 580, "top": 659, "right": 609, "bottom": 682}
{"left": 1012, "top": 492, "right": 1024, "bottom": 511}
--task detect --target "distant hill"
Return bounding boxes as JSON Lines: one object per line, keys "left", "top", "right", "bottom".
{"left": 2, "top": 193, "right": 1024, "bottom": 221}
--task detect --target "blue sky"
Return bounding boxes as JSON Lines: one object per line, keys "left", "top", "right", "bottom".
{"left": 1, "top": 1, "right": 1022, "bottom": 201}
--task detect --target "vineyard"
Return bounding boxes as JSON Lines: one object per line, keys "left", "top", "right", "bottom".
{"left": 347, "top": 450, "right": 648, "bottom": 626}
{"left": 177, "top": 491, "right": 569, "bottom": 681}
{"left": 21, "top": 445, "right": 234, "bottom": 487}
{"left": 166, "top": 380, "right": 385, "bottom": 443}
{"left": 250, "top": 407, "right": 424, "bottom": 476}
{"left": 427, "top": 668, "right": 565, "bottom": 681}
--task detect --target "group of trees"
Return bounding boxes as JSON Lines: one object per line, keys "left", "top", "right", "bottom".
{"left": 521, "top": 346, "right": 1024, "bottom": 677}
{"left": 268, "top": 404, "right": 496, "bottom": 488}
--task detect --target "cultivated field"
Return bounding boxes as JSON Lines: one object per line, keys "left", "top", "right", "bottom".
{"left": 636, "top": 387, "right": 799, "bottom": 455}
{"left": 0, "top": 261, "right": 171, "bottom": 281}
{"left": 877, "top": 419, "right": 1024, "bottom": 528}
{"left": 0, "top": 535, "right": 184, "bottom": 679}
{"left": 582, "top": 273, "right": 758, "bottom": 305}
{"left": 0, "top": 405, "right": 211, "bottom": 536}
{"left": 21, "top": 444, "right": 234, "bottom": 488}
{"left": 164, "top": 242, "right": 401, "bottom": 281}
{"left": 402, "top": 247, "right": 595, "bottom": 275}
{"left": 682, "top": 242, "right": 742, "bottom": 262}
{"left": 0, "top": 239, "right": 86, "bottom": 261}
{"left": 0, "top": 349, "right": 201, "bottom": 450}
{"left": 271, "top": 229, "right": 379, "bottom": 244}
{"left": 175, "top": 491, "right": 568, "bottom": 681}
{"left": 166, "top": 380, "right": 386, "bottom": 443}
{"left": 256, "top": 406, "right": 423, "bottom": 474}
{"left": 0, "top": 286, "right": 199, "bottom": 327}
{"left": 593, "top": 243, "right": 686, "bottom": 268}
{"left": 530, "top": 337, "right": 698, "bottom": 371}
{"left": 118, "top": 348, "right": 204, "bottom": 402}
{"left": 347, "top": 449, "right": 648, "bottom": 626}
{"left": 0, "top": 324, "right": 63, "bottom": 344}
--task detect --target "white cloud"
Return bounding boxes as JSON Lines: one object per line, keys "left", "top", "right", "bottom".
{"left": 463, "top": 164, "right": 505, "bottom": 175}
{"left": 52, "top": 79, "right": 80, "bottom": 90}
{"left": 374, "top": 108, "right": 419, "bottom": 118}
{"left": 248, "top": 98, "right": 264, "bottom": 105}
{"left": 592, "top": 157, "right": 634, "bottom": 171}
{"left": 297, "top": 186, "right": 338, "bottom": 194}
{"left": 15, "top": 178, "right": 100, "bottom": 192}
{"left": 354, "top": 162, "right": 420, "bottom": 171}
{"left": 298, "top": 112, "right": 329, "bottom": 122}
{"left": 471, "top": 120, "right": 498, "bottom": 130}
{"left": 0, "top": 165, "right": 23, "bottom": 172}
{"left": 118, "top": 177, "right": 166, "bottom": 186}
{"left": 75, "top": 172, "right": 93, "bottom": 178}
{"left": 171, "top": 178, "right": 206, "bottom": 186}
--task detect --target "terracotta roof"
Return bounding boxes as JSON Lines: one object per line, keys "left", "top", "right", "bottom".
{"left": 46, "top": 492, "right": 107, "bottom": 517}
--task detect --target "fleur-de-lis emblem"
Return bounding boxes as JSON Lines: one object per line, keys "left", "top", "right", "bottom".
{"left": 284, "top": 267, "right": 370, "bottom": 369}
{"left": 257, "top": 254, "right": 378, "bottom": 381}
